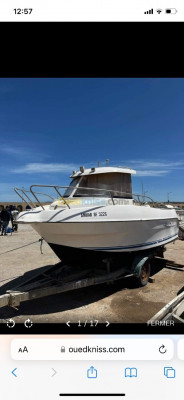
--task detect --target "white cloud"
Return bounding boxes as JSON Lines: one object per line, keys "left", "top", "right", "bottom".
{"left": 128, "top": 160, "right": 184, "bottom": 169}
{"left": 8, "top": 158, "right": 184, "bottom": 178}
{"left": 113, "top": 159, "right": 184, "bottom": 177}
{"left": 12, "top": 163, "right": 78, "bottom": 174}
{"left": 135, "top": 170, "right": 169, "bottom": 177}
{"left": 1, "top": 145, "right": 27, "bottom": 156}
{"left": 1, "top": 145, "right": 50, "bottom": 163}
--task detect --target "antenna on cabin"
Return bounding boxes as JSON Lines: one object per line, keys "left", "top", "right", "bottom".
{"left": 106, "top": 158, "right": 110, "bottom": 166}
{"left": 98, "top": 161, "right": 101, "bottom": 167}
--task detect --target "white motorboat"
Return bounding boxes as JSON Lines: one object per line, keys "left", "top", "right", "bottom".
{"left": 159, "top": 204, "right": 184, "bottom": 234}
{"left": 16, "top": 166, "right": 179, "bottom": 265}
{"left": 177, "top": 209, "right": 184, "bottom": 232}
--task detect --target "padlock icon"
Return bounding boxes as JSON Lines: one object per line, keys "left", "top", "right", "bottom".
{"left": 61, "top": 346, "right": 65, "bottom": 353}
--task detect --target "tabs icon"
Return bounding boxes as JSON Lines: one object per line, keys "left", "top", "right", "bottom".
{"left": 164, "top": 367, "right": 175, "bottom": 378}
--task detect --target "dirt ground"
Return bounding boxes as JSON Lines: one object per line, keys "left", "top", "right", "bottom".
{"left": 0, "top": 224, "right": 183, "bottom": 323}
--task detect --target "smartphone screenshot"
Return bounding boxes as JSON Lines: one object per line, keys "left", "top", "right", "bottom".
{"left": 0, "top": 0, "right": 183, "bottom": 21}
{"left": 0, "top": 78, "right": 183, "bottom": 399}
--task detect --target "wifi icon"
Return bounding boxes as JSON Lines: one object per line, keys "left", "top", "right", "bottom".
{"left": 156, "top": 9, "right": 162, "bottom": 14}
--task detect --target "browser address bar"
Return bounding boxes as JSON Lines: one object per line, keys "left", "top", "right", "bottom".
{"left": 11, "top": 339, "right": 174, "bottom": 360}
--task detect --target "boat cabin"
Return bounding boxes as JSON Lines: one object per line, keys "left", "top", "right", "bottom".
{"left": 64, "top": 166, "right": 136, "bottom": 199}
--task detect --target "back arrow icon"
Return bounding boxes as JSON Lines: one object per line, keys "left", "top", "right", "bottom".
{"left": 11, "top": 368, "right": 17, "bottom": 377}
{"left": 7, "top": 319, "right": 15, "bottom": 328}
{"left": 66, "top": 321, "right": 70, "bottom": 327}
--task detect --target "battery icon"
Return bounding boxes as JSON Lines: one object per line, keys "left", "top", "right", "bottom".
{"left": 165, "top": 8, "right": 177, "bottom": 14}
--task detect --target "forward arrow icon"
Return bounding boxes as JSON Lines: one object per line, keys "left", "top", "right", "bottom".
{"left": 51, "top": 368, "right": 57, "bottom": 377}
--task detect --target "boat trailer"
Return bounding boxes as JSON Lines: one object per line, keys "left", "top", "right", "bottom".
{"left": 0, "top": 246, "right": 165, "bottom": 310}
{"left": 148, "top": 289, "right": 184, "bottom": 323}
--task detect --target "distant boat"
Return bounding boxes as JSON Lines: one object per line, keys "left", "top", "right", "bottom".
{"left": 16, "top": 165, "right": 179, "bottom": 265}
{"left": 160, "top": 204, "right": 184, "bottom": 234}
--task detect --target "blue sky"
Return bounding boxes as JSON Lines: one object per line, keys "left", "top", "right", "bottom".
{"left": 0, "top": 78, "right": 184, "bottom": 202}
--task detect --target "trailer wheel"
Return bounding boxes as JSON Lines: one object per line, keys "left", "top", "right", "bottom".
{"left": 134, "top": 261, "right": 150, "bottom": 287}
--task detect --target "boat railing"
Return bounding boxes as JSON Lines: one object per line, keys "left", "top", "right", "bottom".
{"left": 14, "top": 187, "right": 55, "bottom": 210}
{"left": 13, "top": 184, "right": 156, "bottom": 210}
{"left": 133, "top": 193, "right": 156, "bottom": 206}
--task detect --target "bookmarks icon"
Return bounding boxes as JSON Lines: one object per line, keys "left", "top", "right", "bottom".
{"left": 125, "top": 367, "right": 137, "bottom": 377}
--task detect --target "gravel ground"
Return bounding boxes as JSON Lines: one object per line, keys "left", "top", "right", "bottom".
{"left": 0, "top": 224, "right": 183, "bottom": 323}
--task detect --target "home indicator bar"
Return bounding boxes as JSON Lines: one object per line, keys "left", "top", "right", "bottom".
{"left": 59, "top": 395, "right": 126, "bottom": 397}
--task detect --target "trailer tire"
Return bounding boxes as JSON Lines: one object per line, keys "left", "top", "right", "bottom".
{"left": 134, "top": 261, "right": 150, "bottom": 287}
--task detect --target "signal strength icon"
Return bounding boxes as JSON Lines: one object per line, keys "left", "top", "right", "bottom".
{"left": 144, "top": 8, "right": 153, "bottom": 14}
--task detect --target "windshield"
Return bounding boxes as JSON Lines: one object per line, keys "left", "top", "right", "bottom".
{"left": 63, "top": 178, "right": 80, "bottom": 197}
{"left": 64, "top": 173, "right": 132, "bottom": 198}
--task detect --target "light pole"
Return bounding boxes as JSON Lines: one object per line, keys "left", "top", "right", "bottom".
{"left": 167, "top": 192, "right": 172, "bottom": 203}
{"left": 143, "top": 190, "right": 148, "bottom": 203}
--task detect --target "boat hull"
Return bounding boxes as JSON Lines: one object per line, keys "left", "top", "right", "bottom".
{"left": 30, "top": 218, "right": 178, "bottom": 263}
{"left": 17, "top": 204, "right": 178, "bottom": 264}
{"left": 47, "top": 240, "right": 170, "bottom": 266}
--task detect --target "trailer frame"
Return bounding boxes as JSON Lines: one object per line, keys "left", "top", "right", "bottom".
{"left": 0, "top": 246, "right": 165, "bottom": 310}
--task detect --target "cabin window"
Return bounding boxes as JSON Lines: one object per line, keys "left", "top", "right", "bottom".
{"left": 70, "top": 173, "right": 132, "bottom": 198}
{"left": 63, "top": 178, "right": 80, "bottom": 197}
